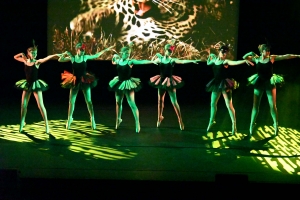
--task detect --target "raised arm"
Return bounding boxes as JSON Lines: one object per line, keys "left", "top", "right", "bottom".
{"left": 155, "top": 53, "right": 163, "bottom": 60}
{"left": 152, "top": 57, "right": 160, "bottom": 65}
{"left": 272, "top": 54, "right": 300, "bottom": 61}
{"left": 112, "top": 54, "right": 120, "bottom": 65}
{"left": 14, "top": 53, "right": 27, "bottom": 63}
{"left": 242, "top": 52, "right": 258, "bottom": 61}
{"left": 150, "top": 53, "right": 162, "bottom": 65}
{"left": 58, "top": 51, "right": 73, "bottom": 62}
{"left": 85, "top": 45, "right": 114, "bottom": 60}
{"left": 207, "top": 54, "right": 216, "bottom": 65}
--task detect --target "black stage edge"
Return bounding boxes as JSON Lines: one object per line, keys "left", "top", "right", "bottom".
{"left": 1, "top": 177, "right": 300, "bottom": 199}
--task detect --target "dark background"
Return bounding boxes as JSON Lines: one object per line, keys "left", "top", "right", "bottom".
{"left": 1, "top": 0, "right": 300, "bottom": 128}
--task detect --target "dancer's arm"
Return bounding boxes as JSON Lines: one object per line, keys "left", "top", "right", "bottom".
{"left": 85, "top": 46, "right": 114, "bottom": 60}
{"left": 242, "top": 52, "right": 258, "bottom": 61}
{"left": 150, "top": 56, "right": 160, "bottom": 65}
{"left": 36, "top": 54, "right": 60, "bottom": 65}
{"left": 58, "top": 51, "right": 73, "bottom": 62}
{"left": 207, "top": 54, "right": 216, "bottom": 65}
{"left": 112, "top": 54, "right": 120, "bottom": 65}
{"left": 130, "top": 59, "right": 155, "bottom": 65}
{"left": 226, "top": 59, "right": 254, "bottom": 66}
{"left": 226, "top": 59, "right": 246, "bottom": 65}
{"left": 174, "top": 59, "right": 201, "bottom": 64}
{"left": 272, "top": 54, "right": 300, "bottom": 61}
{"left": 14, "top": 53, "right": 27, "bottom": 63}
{"left": 150, "top": 53, "right": 162, "bottom": 65}
{"left": 155, "top": 53, "right": 163, "bottom": 60}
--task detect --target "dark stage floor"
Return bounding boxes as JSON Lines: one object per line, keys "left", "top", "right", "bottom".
{"left": 1, "top": 92, "right": 300, "bottom": 199}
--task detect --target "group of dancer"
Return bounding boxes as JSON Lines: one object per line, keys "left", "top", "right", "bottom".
{"left": 14, "top": 40, "right": 300, "bottom": 138}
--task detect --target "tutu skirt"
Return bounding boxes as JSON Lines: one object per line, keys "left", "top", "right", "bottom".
{"left": 206, "top": 78, "right": 239, "bottom": 92}
{"left": 148, "top": 75, "right": 184, "bottom": 90}
{"left": 247, "top": 74, "right": 284, "bottom": 89}
{"left": 15, "top": 79, "right": 49, "bottom": 92}
{"left": 108, "top": 76, "right": 142, "bottom": 92}
{"left": 61, "top": 70, "right": 98, "bottom": 89}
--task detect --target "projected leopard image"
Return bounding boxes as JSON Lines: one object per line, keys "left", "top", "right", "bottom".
{"left": 49, "top": 0, "right": 239, "bottom": 60}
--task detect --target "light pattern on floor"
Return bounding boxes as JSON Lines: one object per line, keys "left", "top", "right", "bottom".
{"left": 203, "top": 125, "right": 300, "bottom": 175}
{"left": 0, "top": 120, "right": 137, "bottom": 161}
{"left": 1, "top": 121, "right": 300, "bottom": 174}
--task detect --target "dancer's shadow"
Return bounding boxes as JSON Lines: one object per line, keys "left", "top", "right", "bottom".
{"left": 22, "top": 131, "right": 48, "bottom": 144}
{"left": 47, "top": 134, "right": 72, "bottom": 146}
{"left": 226, "top": 137, "right": 273, "bottom": 151}
{"left": 208, "top": 133, "right": 300, "bottom": 162}
{"left": 22, "top": 131, "right": 72, "bottom": 146}
{"left": 73, "top": 127, "right": 114, "bottom": 138}
{"left": 223, "top": 136, "right": 299, "bottom": 157}
{"left": 205, "top": 130, "right": 232, "bottom": 141}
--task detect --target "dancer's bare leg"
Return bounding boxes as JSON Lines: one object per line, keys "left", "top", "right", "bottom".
{"left": 207, "top": 91, "right": 221, "bottom": 131}
{"left": 157, "top": 88, "right": 166, "bottom": 127}
{"left": 249, "top": 88, "right": 263, "bottom": 136}
{"left": 266, "top": 87, "right": 278, "bottom": 136}
{"left": 125, "top": 90, "right": 140, "bottom": 133}
{"left": 168, "top": 88, "right": 184, "bottom": 130}
{"left": 33, "top": 91, "right": 49, "bottom": 134}
{"left": 20, "top": 90, "right": 31, "bottom": 132}
{"left": 66, "top": 88, "right": 79, "bottom": 129}
{"left": 82, "top": 86, "right": 96, "bottom": 129}
{"left": 115, "top": 90, "right": 124, "bottom": 129}
{"left": 222, "top": 90, "right": 236, "bottom": 135}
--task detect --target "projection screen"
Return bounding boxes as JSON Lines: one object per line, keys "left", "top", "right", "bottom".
{"left": 48, "top": 0, "right": 239, "bottom": 60}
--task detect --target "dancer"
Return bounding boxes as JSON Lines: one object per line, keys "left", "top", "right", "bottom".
{"left": 206, "top": 45, "right": 253, "bottom": 135}
{"left": 58, "top": 43, "right": 113, "bottom": 130}
{"left": 14, "top": 40, "right": 59, "bottom": 134}
{"left": 149, "top": 44, "right": 199, "bottom": 130}
{"left": 243, "top": 44, "right": 300, "bottom": 137}
{"left": 109, "top": 45, "right": 154, "bottom": 133}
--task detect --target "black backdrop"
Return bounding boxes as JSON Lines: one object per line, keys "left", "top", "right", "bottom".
{"left": 1, "top": 0, "right": 300, "bottom": 111}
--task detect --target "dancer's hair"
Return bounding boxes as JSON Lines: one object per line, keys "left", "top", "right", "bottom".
{"left": 164, "top": 44, "right": 175, "bottom": 53}
{"left": 219, "top": 45, "right": 229, "bottom": 53}
{"left": 27, "top": 39, "right": 38, "bottom": 58}
{"left": 258, "top": 44, "right": 271, "bottom": 53}
{"left": 75, "top": 43, "right": 86, "bottom": 51}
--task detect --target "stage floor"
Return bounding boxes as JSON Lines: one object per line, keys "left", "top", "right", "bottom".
{"left": 1, "top": 100, "right": 300, "bottom": 198}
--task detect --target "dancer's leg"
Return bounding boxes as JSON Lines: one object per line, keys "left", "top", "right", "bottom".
{"left": 207, "top": 91, "right": 221, "bottom": 131}
{"left": 249, "top": 88, "right": 263, "bottom": 135}
{"left": 33, "top": 91, "right": 49, "bottom": 134}
{"left": 222, "top": 90, "right": 236, "bottom": 135}
{"left": 266, "top": 87, "right": 278, "bottom": 136}
{"left": 20, "top": 90, "right": 32, "bottom": 132}
{"left": 125, "top": 90, "right": 140, "bottom": 133}
{"left": 82, "top": 86, "right": 96, "bottom": 129}
{"left": 168, "top": 88, "right": 184, "bottom": 130}
{"left": 66, "top": 88, "right": 79, "bottom": 129}
{"left": 115, "top": 90, "right": 124, "bottom": 129}
{"left": 157, "top": 88, "right": 166, "bottom": 127}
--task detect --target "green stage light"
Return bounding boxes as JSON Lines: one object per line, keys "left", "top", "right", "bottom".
{"left": 0, "top": 120, "right": 137, "bottom": 161}
{"left": 204, "top": 125, "right": 300, "bottom": 175}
